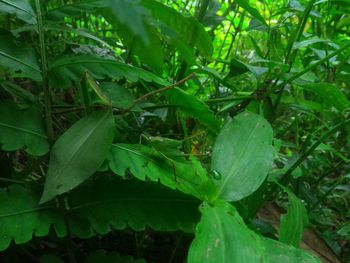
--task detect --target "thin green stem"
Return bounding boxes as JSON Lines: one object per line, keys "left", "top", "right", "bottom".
{"left": 205, "top": 95, "right": 253, "bottom": 104}
{"left": 269, "top": 41, "right": 350, "bottom": 98}
{"left": 281, "top": 119, "right": 350, "bottom": 184}
{"left": 35, "top": 0, "right": 54, "bottom": 142}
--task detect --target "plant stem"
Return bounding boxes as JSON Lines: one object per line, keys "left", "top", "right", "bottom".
{"left": 280, "top": 119, "right": 350, "bottom": 184}
{"left": 267, "top": 41, "right": 350, "bottom": 99}
{"left": 205, "top": 95, "right": 253, "bottom": 104}
{"left": 120, "top": 73, "right": 196, "bottom": 113}
{"left": 35, "top": 0, "right": 54, "bottom": 142}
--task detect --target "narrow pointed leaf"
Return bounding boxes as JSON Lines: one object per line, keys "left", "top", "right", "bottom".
{"left": 165, "top": 88, "right": 221, "bottom": 133}
{"left": 40, "top": 110, "right": 114, "bottom": 203}
{"left": 0, "top": 102, "right": 49, "bottom": 156}
{"left": 235, "top": 0, "right": 267, "bottom": 26}
{"left": 0, "top": 0, "right": 36, "bottom": 24}
{"left": 211, "top": 111, "right": 274, "bottom": 201}
{"left": 299, "top": 83, "right": 350, "bottom": 112}
{"left": 280, "top": 190, "right": 309, "bottom": 247}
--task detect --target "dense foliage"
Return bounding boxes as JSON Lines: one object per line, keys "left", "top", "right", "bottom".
{"left": 0, "top": 0, "right": 349, "bottom": 262}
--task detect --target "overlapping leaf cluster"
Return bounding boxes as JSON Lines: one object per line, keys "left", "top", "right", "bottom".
{"left": 1, "top": 0, "right": 349, "bottom": 262}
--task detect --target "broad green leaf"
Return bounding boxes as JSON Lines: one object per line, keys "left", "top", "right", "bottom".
{"left": 0, "top": 0, "right": 36, "bottom": 24}
{"left": 188, "top": 201, "right": 320, "bottom": 263}
{"left": 263, "top": 238, "right": 321, "bottom": 262}
{"left": 68, "top": 176, "right": 201, "bottom": 236}
{"left": 0, "top": 102, "right": 49, "bottom": 156}
{"left": 235, "top": 0, "right": 267, "bottom": 26}
{"left": 280, "top": 190, "right": 309, "bottom": 247}
{"left": 141, "top": 0, "right": 213, "bottom": 58}
{"left": 85, "top": 250, "right": 147, "bottom": 263}
{"left": 45, "top": 0, "right": 149, "bottom": 44}
{"left": 299, "top": 83, "right": 350, "bottom": 112}
{"left": 40, "top": 110, "right": 114, "bottom": 203}
{"left": 108, "top": 143, "right": 208, "bottom": 199}
{"left": 226, "top": 58, "right": 268, "bottom": 78}
{"left": 103, "top": 0, "right": 149, "bottom": 45}
{"left": 188, "top": 201, "right": 263, "bottom": 262}
{"left": 45, "top": 1, "right": 104, "bottom": 19}
{"left": 48, "top": 55, "right": 168, "bottom": 89}
{"left": 0, "top": 185, "right": 66, "bottom": 251}
{"left": 0, "top": 31, "right": 41, "bottom": 81}
{"left": 0, "top": 177, "right": 200, "bottom": 251}
{"left": 211, "top": 111, "right": 274, "bottom": 201}
{"left": 99, "top": 82, "right": 136, "bottom": 109}
{"left": 111, "top": 20, "right": 164, "bottom": 72}
{"left": 165, "top": 88, "right": 221, "bottom": 133}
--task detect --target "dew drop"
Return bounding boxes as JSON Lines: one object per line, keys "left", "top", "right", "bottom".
{"left": 210, "top": 170, "right": 222, "bottom": 180}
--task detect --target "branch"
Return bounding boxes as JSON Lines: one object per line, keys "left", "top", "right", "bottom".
{"left": 119, "top": 73, "right": 196, "bottom": 113}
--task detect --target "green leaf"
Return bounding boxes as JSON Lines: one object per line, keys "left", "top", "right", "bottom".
{"left": 299, "top": 83, "right": 350, "bottom": 112}
{"left": 44, "top": 1, "right": 105, "bottom": 20}
{"left": 165, "top": 88, "right": 221, "bottom": 133}
{"left": 0, "top": 31, "right": 41, "bottom": 81}
{"left": 41, "top": 251, "right": 147, "bottom": 263}
{"left": 40, "top": 255, "right": 65, "bottom": 263}
{"left": 337, "top": 222, "right": 350, "bottom": 239}
{"left": 13, "top": 24, "right": 111, "bottom": 48}
{"left": 0, "top": 177, "right": 200, "bottom": 251}
{"left": 263, "top": 238, "right": 321, "bottom": 263}
{"left": 40, "top": 110, "right": 114, "bottom": 204}
{"left": 68, "top": 176, "right": 201, "bottom": 236}
{"left": 235, "top": 0, "right": 267, "bottom": 26}
{"left": 280, "top": 189, "right": 309, "bottom": 247}
{"left": 141, "top": 0, "right": 213, "bottom": 58}
{"left": 45, "top": 0, "right": 149, "bottom": 44}
{"left": 85, "top": 250, "right": 147, "bottom": 263}
{"left": 111, "top": 21, "right": 164, "bottom": 72}
{"left": 226, "top": 58, "right": 268, "bottom": 79}
{"left": 211, "top": 111, "right": 274, "bottom": 201}
{"left": 107, "top": 143, "right": 208, "bottom": 199}
{"left": 98, "top": 82, "right": 136, "bottom": 109}
{"left": 103, "top": 0, "right": 149, "bottom": 45}
{"left": 188, "top": 201, "right": 320, "bottom": 263}
{"left": 48, "top": 55, "right": 168, "bottom": 89}
{"left": 0, "top": 0, "right": 36, "bottom": 24}
{"left": 0, "top": 80, "right": 37, "bottom": 106}
{"left": 0, "top": 102, "right": 49, "bottom": 156}
{"left": 0, "top": 185, "right": 66, "bottom": 252}
{"left": 188, "top": 201, "right": 263, "bottom": 262}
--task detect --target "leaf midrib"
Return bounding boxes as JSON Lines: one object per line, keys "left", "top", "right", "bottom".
{"left": 0, "top": 122, "right": 47, "bottom": 139}
{"left": 216, "top": 119, "right": 262, "bottom": 197}
{"left": 0, "top": 50, "right": 41, "bottom": 72}
{"left": 50, "top": 111, "right": 111, "bottom": 185}
{"left": 0, "top": 0, "right": 35, "bottom": 17}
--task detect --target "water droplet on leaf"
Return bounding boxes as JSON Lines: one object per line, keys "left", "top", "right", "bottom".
{"left": 210, "top": 170, "right": 222, "bottom": 180}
